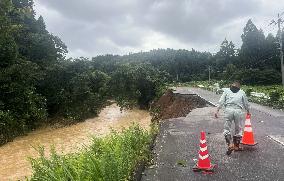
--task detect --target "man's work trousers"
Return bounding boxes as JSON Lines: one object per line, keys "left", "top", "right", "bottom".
{"left": 223, "top": 108, "right": 244, "bottom": 137}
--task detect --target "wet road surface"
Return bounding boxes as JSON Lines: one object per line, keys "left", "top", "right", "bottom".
{"left": 142, "top": 87, "right": 284, "bottom": 181}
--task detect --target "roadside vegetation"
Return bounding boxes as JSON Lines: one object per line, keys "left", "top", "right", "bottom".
{"left": 188, "top": 81, "right": 284, "bottom": 110}
{"left": 28, "top": 124, "right": 157, "bottom": 181}
{"left": 242, "top": 85, "right": 284, "bottom": 109}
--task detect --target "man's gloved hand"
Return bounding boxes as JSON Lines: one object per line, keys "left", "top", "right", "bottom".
{"left": 246, "top": 110, "right": 251, "bottom": 117}
{"left": 214, "top": 113, "right": 218, "bottom": 118}
{"left": 214, "top": 109, "right": 219, "bottom": 118}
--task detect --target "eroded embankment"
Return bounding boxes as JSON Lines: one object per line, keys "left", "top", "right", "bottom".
{"left": 152, "top": 89, "right": 212, "bottom": 120}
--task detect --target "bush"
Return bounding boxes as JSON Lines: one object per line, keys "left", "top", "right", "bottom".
{"left": 60, "top": 71, "right": 110, "bottom": 120}
{"left": 269, "top": 91, "right": 281, "bottom": 103}
{"left": 38, "top": 60, "right": 110, "bottom": 121}
{"left": 109, "top": 63, "right": 168, "bottom": 109}
{"left": 234, "top": 69, "right": 281, "bottom": 85}
{"left": 0, "top": 111, "right": 16, "bottom": 144}
{"left": 245, "top": 88, "right": 253, "bottom": 97}
{"left": 29, "top": 125, "right": 152, "bottom": 181}
{"left": 0, "top": 61, "right": 47, "bottom": 145}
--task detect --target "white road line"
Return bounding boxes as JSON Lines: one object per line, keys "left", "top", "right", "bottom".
{"left": 267, "top": 135, "right": 284, "bottom": 146}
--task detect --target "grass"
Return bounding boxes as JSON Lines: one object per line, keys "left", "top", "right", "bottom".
{"left": 176, "top": 159, "right": 187, "bottom": 167}
{"left": 28, "top": 124, "right": 156, "bottom": 181}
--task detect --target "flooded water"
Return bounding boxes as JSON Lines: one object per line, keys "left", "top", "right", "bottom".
{"left": 0, "top": 104, "right": 151, "bottom": 181}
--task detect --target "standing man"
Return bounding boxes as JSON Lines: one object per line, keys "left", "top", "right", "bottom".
{"left": 215, "top": 80, "right": 250, "bottom": 155}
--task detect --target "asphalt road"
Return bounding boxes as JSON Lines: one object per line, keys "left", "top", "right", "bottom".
{"left": 142, "top": 87, "right": 284, "bottom": 181}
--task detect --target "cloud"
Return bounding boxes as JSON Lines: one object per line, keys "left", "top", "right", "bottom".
{"left": 33, "top": 0, "right": 284, "bottom": 57}
{"left": 145, "top": 0, "right": 260, "bottom": 42}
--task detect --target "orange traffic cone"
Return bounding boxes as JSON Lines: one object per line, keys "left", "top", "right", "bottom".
{"left": 241, "top": 114, "right": 258, "bottom": 146}
{"left": 193, "top": 131, "right": 215, "bottom": 172}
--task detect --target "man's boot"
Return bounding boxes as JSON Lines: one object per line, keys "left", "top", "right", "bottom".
{"left": 233, "top": 136, "right": 243, "bottom": 151}
{"left": 225, "top": 135, "right": 234, "bottom": 155}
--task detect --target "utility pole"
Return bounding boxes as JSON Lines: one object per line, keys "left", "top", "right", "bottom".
{"left": 271, "top": 13, "right": 284, "bottom": 86}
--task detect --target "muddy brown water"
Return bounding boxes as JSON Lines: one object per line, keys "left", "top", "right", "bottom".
{"left": 0, "top": 104, "right": 151, "bottom": 181}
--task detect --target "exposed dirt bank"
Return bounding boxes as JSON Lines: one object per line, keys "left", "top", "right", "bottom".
{"left": 152, "top": 90, "right": 209, "bottom": 120}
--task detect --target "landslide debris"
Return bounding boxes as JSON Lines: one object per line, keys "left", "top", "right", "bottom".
{"left": 152, "top": 90, "right": 208, "bottom": 120}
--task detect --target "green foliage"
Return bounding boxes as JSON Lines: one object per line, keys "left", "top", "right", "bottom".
{"left": 239, "top": 19, "right": 266, "bottom": 69}
{"left": 215, "top": 39, "right": 236, "bottom": 71}
{"left": 0, "top": 33, "right": 18, "bottom": 67}
{"left": 37, "top": 59, "right": 110, "bottom": 121}
{"left": 269, "top": 90, "right": 281, "bottom": 103}
{"left": 211, "top": 20, "right": 281, "bottom": 84}
{"left": 191, "top": 81, "right": 284, "bottom": 109}
{"left": 243, "top": 85, "right": 284, "bottom": 109}
{"left": 109, "top": 63, "right": 168, "bottom": 109}
{"left": 62, "top": 70, "right": 110, "bottom": 120}
{"left": 234, "top": 69, "right": 281, "bottom": 85}
{"left": 0, "top": 60, "right": 47, "bottom": 144}
{"left": 0, "top": 0, "right": 67, "bottom": 144}
{"left": 94, "top": 49, "right": 213, "bottom": 83}
{"left": 245, "top": 88, "right": 253, "bottom": 97}
{"left": 29, "top": 125, "right": 152, "bottom": 181}
{"left": 223, "top": 64, "right": 237, "bottom": 80}
{"left": 0, "top": 110, "right": 17, "bottom": 144}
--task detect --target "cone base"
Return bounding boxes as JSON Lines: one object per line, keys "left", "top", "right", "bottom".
{"left": 241, "top": 142, "right": 258, "bottom": 146}
{"left": 192, "top": 164, "right": 216, "bottom": 172}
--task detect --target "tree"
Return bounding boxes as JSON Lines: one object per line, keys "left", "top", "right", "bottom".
{"left": 215, "top": 39, "right": 236, "bottom": 71}
{"left": 8, "top": 0, "right": 67, "bottom": 67}
{"left": 262, "top": 33, "right": 280, "bottom": 70}
{"left": 109, "top": 63, "right": 168, "bottom": 109}
{"left": 36, "top": 16, "right": 47, "bottom": 34}
{"left": 239, "top": 19, "right": 266, "bottom": 69}
{"left": 0, "top": 0, "right": 68, "bottom": 144}
{"left": 0, "top": 0, "right": 18, "bottom": 67}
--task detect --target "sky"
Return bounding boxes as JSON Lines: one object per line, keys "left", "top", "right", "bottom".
{"left": 33, "top": 0, "right": 284, "bottom": 58}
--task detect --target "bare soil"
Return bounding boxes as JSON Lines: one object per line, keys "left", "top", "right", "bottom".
{"left": 152, "top": 90, "right": 208, "bottom": 120}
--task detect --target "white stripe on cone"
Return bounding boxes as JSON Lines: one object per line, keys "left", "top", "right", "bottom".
{"left": 245, "top": 120, "right": 251, "bottom": 126}
{"left": 200, "top": 140, "right": 206, "bottom": 144}
{"left": 200, "top": 146, "right": 207, "bottom": 152}
{"left": 199, "top": 154, "right": 209, "bottom": 160}
{"left": 244, "top": 127, "right": 253, "bottom": 132}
